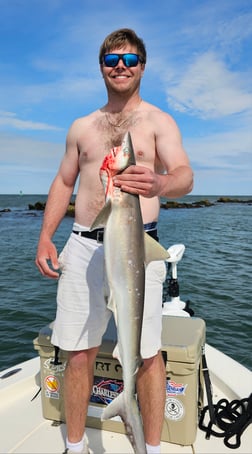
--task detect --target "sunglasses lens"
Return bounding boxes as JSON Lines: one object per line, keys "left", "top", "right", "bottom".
{"left": 123, "top": 54, "right": 139, "bottom": 67}
{"left": 103, "top": 54, "right": 119, "bottom": 67}
{"left": 103, "top": 54, "right": 140, "bottom": 67}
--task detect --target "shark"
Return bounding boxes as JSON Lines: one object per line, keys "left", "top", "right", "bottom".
{"left": 91, "top": 132, "right": 169, "bottom": 453}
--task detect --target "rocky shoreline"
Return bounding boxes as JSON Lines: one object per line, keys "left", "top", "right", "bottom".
{"left": 28, "top": 197, "right": 252, "bottom": 215}
{"left": 1, "top": 197, "right": 251, "bottom": 216}
{"left": 160, "top": 197, "right": 252, "bottom": 209}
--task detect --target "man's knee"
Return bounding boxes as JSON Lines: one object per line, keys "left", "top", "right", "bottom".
{"left": 140, "top": 350, "right": 164, "bottom": 374}
{"left": 67, "top": 346, "right": 99, "bottom": 370}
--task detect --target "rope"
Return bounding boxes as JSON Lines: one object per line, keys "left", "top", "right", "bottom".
{"left": 199, "top": 393, "right": 252, "bottom": 449}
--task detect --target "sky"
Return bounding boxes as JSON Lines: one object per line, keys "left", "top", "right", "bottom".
{"left": 0, "top": 0, "right": 251, "bottom": 195}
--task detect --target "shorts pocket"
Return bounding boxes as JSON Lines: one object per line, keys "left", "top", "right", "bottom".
{"left": 58, "top": 244, "right": 67, "bottom": 271}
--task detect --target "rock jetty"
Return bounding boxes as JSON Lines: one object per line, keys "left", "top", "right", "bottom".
{"left": 28, "top": 201, "right": 76, "bottom": 216}
{"left": 160, "top": 199, "right": 214, "bottom": 209}
{"left": 1, "top": 197, "right": 251, "bottom": 217}
{"left": 28, "top": 197, "right": 251, "bottom": 215}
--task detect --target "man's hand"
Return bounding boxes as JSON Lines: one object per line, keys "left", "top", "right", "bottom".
{"left": 35, "top": 238, "right": 60, "bottom": 278}
{"left": 113, "top": 165, "right": 162, "bottom": 198}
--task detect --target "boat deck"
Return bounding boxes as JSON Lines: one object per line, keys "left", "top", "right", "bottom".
{"left": 1, "top": 345, "right": 251, "bottom": 454}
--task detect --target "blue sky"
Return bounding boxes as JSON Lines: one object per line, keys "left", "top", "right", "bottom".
{"left": 0, "top": 0, "right": 251, "bottom": 195}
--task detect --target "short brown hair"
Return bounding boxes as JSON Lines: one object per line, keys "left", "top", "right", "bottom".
{"left": 99, "top": 28, "right": 146, "bottom": 65}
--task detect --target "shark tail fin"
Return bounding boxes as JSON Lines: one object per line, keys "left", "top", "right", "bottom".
{"left": 102, "top": 391, "right": 126, "bottom": 421}
{"left": 102, "top": 392, "right": 147, "bottom": 453}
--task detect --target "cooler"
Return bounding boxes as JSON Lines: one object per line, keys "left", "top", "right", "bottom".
{"left": 161, "top": 315, "right": 205, "bottom": 445}
{"left": 33, "top": 322, "right": 126, "bottom": 433}
{"left": 33, "top": 316, "right": 205, "bottom": 445}
{"left": 33, "top": 323, "right": 68, "bottom": 422}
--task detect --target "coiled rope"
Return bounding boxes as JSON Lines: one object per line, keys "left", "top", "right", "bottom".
{"left": 199, "top": 377, "right": 252, "bottom": 449}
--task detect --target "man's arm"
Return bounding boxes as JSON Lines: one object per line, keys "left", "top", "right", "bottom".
{"left": 114, "top": 164, "right": 193, "bottom": 199}
{"left": 154, "top": 111, "right": 193, "bottom": 198}
{"left": 113, "top": 111, "right": 193, "bottom": 198}
{"left": 35, "top": 122, "right": 80, "bottom": 278}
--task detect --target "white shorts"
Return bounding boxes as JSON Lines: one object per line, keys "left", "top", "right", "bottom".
{"left": 52, "top": 228, "right": 166, "bottom": 359}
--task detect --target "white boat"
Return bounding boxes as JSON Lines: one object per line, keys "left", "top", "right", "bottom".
{"left": 1, "top": 245, "right": 251, "bottom": 454}
{"left": 1, "top": 343, "right": 251, "bottom": 453}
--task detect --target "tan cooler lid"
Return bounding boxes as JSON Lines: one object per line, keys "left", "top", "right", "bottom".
{"left": 33, "top": 322, "right": 54, "bottom": 349}
{"left": 161, "top": 316, "right": 205, "bottom": 363}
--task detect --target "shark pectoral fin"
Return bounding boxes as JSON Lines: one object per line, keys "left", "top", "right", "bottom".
{"left": 90, "top": 200, "right": 112, "bottom": 230}
{"left": 144, "top": 232, "right": 170, "bottom": 264}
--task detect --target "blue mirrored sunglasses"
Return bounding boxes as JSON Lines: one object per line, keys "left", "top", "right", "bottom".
{"left": 102, "top": 53, "right": 144, "bottom": 68}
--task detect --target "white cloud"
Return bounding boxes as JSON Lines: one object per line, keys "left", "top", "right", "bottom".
{"left": 185, "top": 127, "right": 252, "bottom": 196}
{"left": 0, "top": 75, "right": 103, "bottom": 108}
{"left": 165, "top": 52, "right": 252, "bottom": 119}
{"left": 186, "top": 126, "right": 252, "bottom": 169}
{"left": 214, "top": 10, "right": 252, "bottom": 60}
{"left": 0, "top": 111, "right": 62, "bottom": 131}
{"left": 0, "top": 133, "right": 64, "bottom": 193}
{"left": 0, "top": 1, "right": 251, "bottom": 195}
{"left": 0, "top": 133, "right": 63, "bottom": 169}
{"left": 191, "top": 167, "right": 252, "bottom": 196}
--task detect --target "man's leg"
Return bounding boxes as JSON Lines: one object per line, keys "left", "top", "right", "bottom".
{"left": 64, "top": 346, "right": 99, "bottom": 442}
{"left": 137, "top": 350, "right": 166, "bottom": 446}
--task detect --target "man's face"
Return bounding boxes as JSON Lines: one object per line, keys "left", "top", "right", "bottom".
{"left": 100, "top": 44, "right": 145, "bottom": 96}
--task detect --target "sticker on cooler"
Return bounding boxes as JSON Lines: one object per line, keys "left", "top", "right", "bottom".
{"left": 165, "top": 397, "right": 185, "bottom": 421}
{"left": 166, "top": 379, "right": 187, "bottom": 396}
{"left": 90, "top": 377, "right": 124, "bottom": 405}
{"left": 44, "top": 375, "right": 60, "bottom": 399}
{"left": 43, "top": 358, "right": 66, "bottom": 374}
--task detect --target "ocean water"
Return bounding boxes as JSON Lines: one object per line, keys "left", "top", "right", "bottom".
{"left": 0, "top": 194, "right": 251, "bottom": 372}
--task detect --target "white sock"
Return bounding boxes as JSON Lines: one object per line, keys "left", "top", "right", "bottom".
{"left": 66, "top": 435, "right": 85, "bottom": 453}
{"left": 146, "top": 442, "right": 161, "bottom": 454}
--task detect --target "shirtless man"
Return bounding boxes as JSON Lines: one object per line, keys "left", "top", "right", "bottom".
{"left": 36, "top": 28, "right": 193, "bottom": 454}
